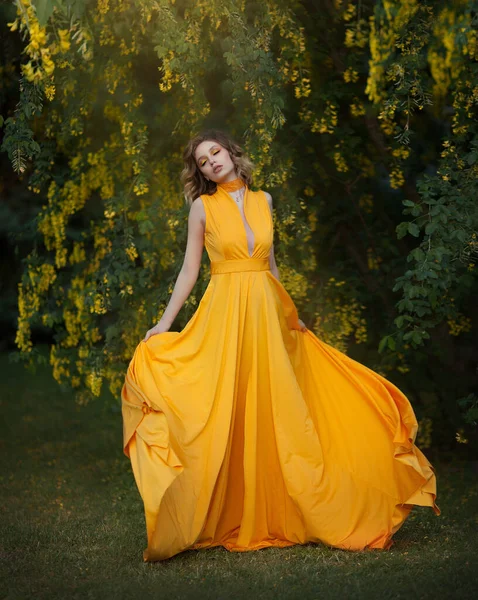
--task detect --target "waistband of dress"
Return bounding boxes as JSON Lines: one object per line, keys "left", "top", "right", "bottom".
{"left": 210, "top": 257, "right": 270, "bottom": 275}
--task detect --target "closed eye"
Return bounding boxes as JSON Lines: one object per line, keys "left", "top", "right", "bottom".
{"left": 200, "top": 148, "right": 220, "bottom": 167}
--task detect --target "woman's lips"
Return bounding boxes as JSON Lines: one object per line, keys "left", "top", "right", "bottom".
{"left": 214, "top": 165, "right": 223, "bottom": 173}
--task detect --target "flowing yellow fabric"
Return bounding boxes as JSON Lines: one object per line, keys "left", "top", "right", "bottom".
{"left": 121, "top": 181, "right": 440, "bottom": 562}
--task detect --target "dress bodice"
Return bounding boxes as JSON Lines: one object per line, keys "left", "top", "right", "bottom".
{"left": 200, "top": 186, "right": 273, "bottom": 264}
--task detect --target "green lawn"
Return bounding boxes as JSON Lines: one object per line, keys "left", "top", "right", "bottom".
{"left": 1, "top": 350, "right": 477, "bottom": 600}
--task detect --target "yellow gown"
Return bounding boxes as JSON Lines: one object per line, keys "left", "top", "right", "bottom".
{"left": 121, "top": 178, "right": 440, "bottom": 562}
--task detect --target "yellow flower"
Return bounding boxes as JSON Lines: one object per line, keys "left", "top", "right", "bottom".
{"left": 303, "top": 186, "right": 315, "bottom": 197}
{"left": 58, "top": 29, "right": 71, "bottom": 53}
{"left": 133, "top": 182, "right": 149, "bottom": 196}
{"left": 28, "top": 22, "right": 48, "bottom": 52}
{"left": 43, "top": 56, "right": 55, "bottom": 76}
{"left": 86, "top": 371, "right": 103, "bottom": 397}
{"left": 343, "top": 67, "right": 359, "bottom": 83}
{"left": 334, "top": 151, "right": 349, "bottom": 173}
{"left": 125, "top": 244, "right": 138, "bottom": 261}
{"left": 350, "top": 99, "right": 366, "bottom": 117}
{"left": 22, "top": 62, "right": 35, "bottom": 81}
{"left": 390, "top": 167, "right": 405, "bottom": 188}
{"left": 44, "top": 84, "right": 56, "bottom": 101}
{"left": 392, "top": 146, "right": 410, "bottom": 159}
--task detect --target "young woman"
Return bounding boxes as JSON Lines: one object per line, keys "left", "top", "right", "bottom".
{"left": 121, "top": 128, "right": 440, "bottom": 562}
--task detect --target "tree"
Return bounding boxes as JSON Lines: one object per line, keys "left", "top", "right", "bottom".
{"left": 1, "top": 0, "right": 477, "bottom": 449}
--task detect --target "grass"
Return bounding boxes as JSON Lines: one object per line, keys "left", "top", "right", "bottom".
{"left": 1, "top": 350, "right": 477, "bottom": 600}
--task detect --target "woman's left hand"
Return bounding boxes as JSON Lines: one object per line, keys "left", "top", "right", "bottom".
{"left": 298, "top": 318, "right": 307, "bottom": 332}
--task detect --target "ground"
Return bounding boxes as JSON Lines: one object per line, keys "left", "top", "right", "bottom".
{"left": 1, "top": 348, "right": 477, "bottom": 600}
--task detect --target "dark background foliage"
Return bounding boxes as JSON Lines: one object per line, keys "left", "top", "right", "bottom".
{"left": 1, "top": 0, "right": 477, "bottom": 456}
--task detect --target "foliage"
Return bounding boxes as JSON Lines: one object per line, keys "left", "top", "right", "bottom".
{"left": 1, "top": 0, "right": 477, "bottom": 447}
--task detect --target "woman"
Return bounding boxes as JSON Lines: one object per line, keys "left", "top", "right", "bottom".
{"left": 121, "top": 128, "right": 440, "bottom": 563}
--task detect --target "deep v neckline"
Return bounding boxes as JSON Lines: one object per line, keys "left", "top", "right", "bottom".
{"left": 223, "top": 185, "right": 256, "bottom": 258}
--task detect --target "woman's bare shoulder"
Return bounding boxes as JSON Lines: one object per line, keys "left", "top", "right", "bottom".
{"left": 262, "top": 190, "right": 273, "bottom": 208}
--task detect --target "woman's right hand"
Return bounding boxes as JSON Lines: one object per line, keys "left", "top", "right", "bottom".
{"left": 143, "top": 320, "right": 171, "bottom": 342}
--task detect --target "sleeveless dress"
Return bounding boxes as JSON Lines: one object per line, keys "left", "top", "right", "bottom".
{"left": 121, "top": 182, "right": 440, "bottom": 562}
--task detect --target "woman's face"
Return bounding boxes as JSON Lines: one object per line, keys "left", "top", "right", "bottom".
{"left": 194, "top": 140, "right": 236, "bottom": 183}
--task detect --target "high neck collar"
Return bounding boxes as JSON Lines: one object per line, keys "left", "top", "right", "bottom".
{"left": 217, "top": 177, "right": 245, "bottom": 192}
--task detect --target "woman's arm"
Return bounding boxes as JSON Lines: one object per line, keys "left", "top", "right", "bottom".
{"left": 144, "top": 198, "right": 205, "bottom": 340}
{"left": 264, "top": 191, "right": 281, "bottom": 282}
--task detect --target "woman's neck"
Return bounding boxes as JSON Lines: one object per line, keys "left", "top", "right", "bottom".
{"left": 217, "top": 177, "right": 245, "bottom": 192}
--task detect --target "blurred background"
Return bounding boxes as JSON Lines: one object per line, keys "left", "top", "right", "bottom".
{"left": 1, "top": 1, "right": 477, "bottom": 597}
{"left": 2, "top": 0, "right": 476, "bottom": 452}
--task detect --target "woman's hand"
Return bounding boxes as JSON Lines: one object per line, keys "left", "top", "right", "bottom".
{"left": 288, "top": 315, "right": 307, "bottom": 332}
{"left": 143, "top": 320, "right": 171, "bottom": 342}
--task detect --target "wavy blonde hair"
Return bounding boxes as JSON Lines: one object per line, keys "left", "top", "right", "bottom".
{"left": 180, "top": 128, "right": 255, "bottom": 206}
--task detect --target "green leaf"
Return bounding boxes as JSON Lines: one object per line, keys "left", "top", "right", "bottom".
{"left": 35, "top": 0, "right": 55, "bottom": 26}
{"left": 154, "top": 45, "right": 167, "bottom": 58}
{"left": 412, "top": 330, "right": 422, "bottom": 344}
{"left": 467, "top": 152, "right": 478, "bottom": 165}
{"left": 396, "top": 222, "right": 409, "bottom": 239}
{"left": 411, "top": 206, "right": 422, "bottom": 216}
{"left": 411, "top": 248, "right": 425, "bottom": 261}
{"left": 408, "top": 222, "right": 420, "bottom": 237}
{"left": 378, "top": 336, "right": 389, "bottom": 354}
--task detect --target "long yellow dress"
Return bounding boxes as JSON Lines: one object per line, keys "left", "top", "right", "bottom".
{"left": 121, "top": 178, "right": 440, "bottom": 562}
